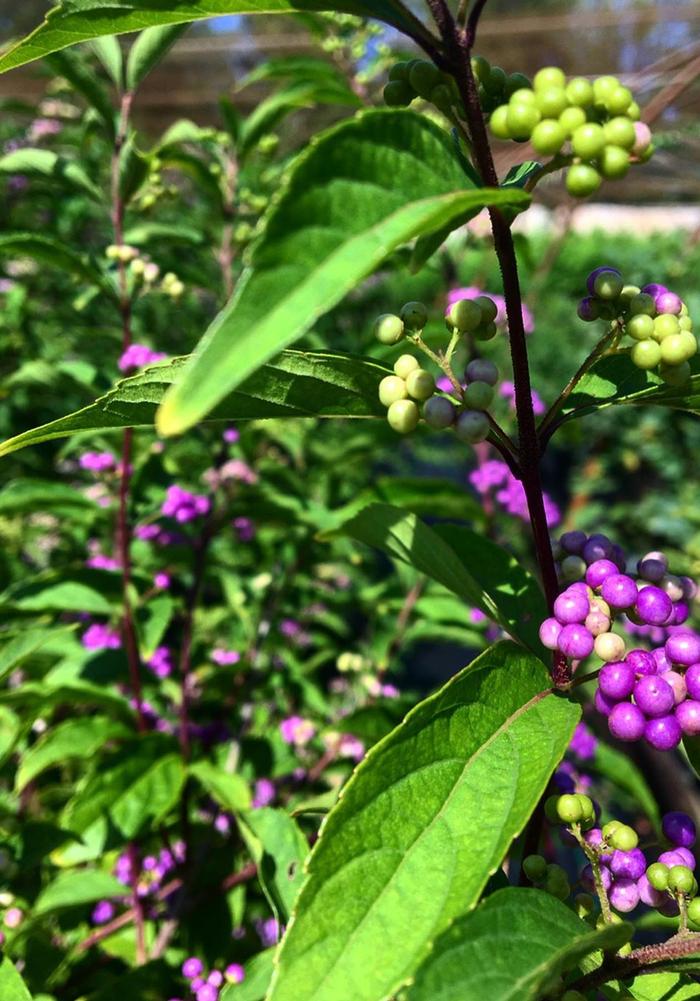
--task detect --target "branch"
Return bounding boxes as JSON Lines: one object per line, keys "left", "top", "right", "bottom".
{"left": 568, "top": 934, "right": 700, "bottom": 993}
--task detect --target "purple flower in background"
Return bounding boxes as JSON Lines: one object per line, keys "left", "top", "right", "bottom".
{"left": 118, "top": 343, "right": 167, "bottom": 373}
{"left": 381, "top": 683, "right": 400, "bottom": 698}
{"left": 147, "top": 646, "right": 173, "bottom": 679}
{"left": 256, "top": 917, "right": 281, "bottom": 947}
{"left": 196, "top": 986, "right": 218, "bottom": 1001}
{"left": 219, "top": 459, "right": 258, "bottom": 485}
{"left": 7, "top": 175, "right": 28, "bottom": 193}
{"left": 569, "top": 722, "right": 598, "bottom": 761}
{"left": 233, "top": 517, "right": 256, "bottom": 542}
{"left": 80, "top": 451, "right": 116, "bottom": 473}
{"left": 447, "top": 286, "right": 534, "bottom": 333}
{"left": 470, "top": 459, "right": 511, "bottom": 495}
{"left": 338, "top": 734, "right": 365, "bottom": 761}
{"left": 161, "top": 485, "right": 210, "bottom": 523}
{"left": 499, "top": 380, "right": 546, "bottom": 416}
{"left": 135, "top": 524, "right": 161, "bottom": 541}
{"left": 223, "top": 427, "right": 240, "bottom": 444}
{"left": 182, "top": 957, "right": 204, "bottom": 980}
{"left": 28, "top": 118, "right": 61, "bottom": 141}
{"left": 470, "top": 608, "right": 487, "bottom": 624}
{"left": 153, "top": 571, "right": 171, "bottom": 589}
{"left": 252, "top": 778, "right": 276, "bottom": 808}
{"left": 82, "top": 623, "right": 121, "bottom": 650}
{"left": 86, "top": 552, "right": 121, "bottom": 571}
{"left": 225, "top": 963, "right": 245, "bottom": 984}
{"left": 469, "top": 460, "right": 560, "bottom": 527}
{"left": 91, "top": 900, "right": 115, "bottom": 925}
{"left": 211, "top": 648, "right": 240, "bottom": 666}
{"left": 280, "top": 716, "right": 315, "bottom": 746}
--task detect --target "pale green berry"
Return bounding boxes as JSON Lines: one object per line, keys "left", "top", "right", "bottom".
{"left": 556, "top": 793, "right": 583, "bottom": 823}
{"left": 647, "top": 862, "right": 670, "bottom": 891}
{"left": 593, "top": 75, "right": 621, "bottom": 102}
{"left": 594, "top": 271, "right": 624, "bottom": 300}
{"left": 535, "top": 87, "right": 568, "bottom": 118}
{"left": 594, "top": 631, "right": 625, "bottom": 662}
{"left": 565, "top": 77, "right": 594, "bottom": 107}
{"left": 668, "top": 865, "right": 695, "bottom": 895}
{"left": 506, "top": 102, "right": 541, "bottom": 140}
{"left": 599, "top": 145, "right": 630, "bottom": 180}
{"left": 629, "top": 292, "right": 656, "bottom": 316}
{"left": 489, "top": 105, "right": 511, "bottom": 140}
{"left": 406, "top": 369, "right": 435, "bottom": 401}
{"left": 400, "top": 301, "right": 428, "bottom": 331}
{"left": 374, "top": 313, "right": 405, "bottom": 344}
{"left": 607, "top": 823, "right": 638, "bottom": 851}
{"left": 679, "top": 331, "right": 698, "bottom": 358}
{"left": 627, "top": 314, "right": 654, "bottom": 341}
{"left": 631, "top": 339, "right": 661, "bottom": 369}
{"left": 393, "top": 354, "right": 420, "bottom": 379}
{"left": 387, "top": 399, "right": 419, "bottom": 434}
{"left": 531, "top": 119, "right": 566, "bottom": 155}
{"left": 604, "top": 116, "right": 636, "bottom": 150}
{"left": 463, "top": 381, "right": 494, "bottom": 410}
{"left": 619, "top": 283, "right": 641, "bottom": 302}
{"left": 534, "top": 66, "right": 566, "bottom": 91}
{"left": 679, "top": 315, "right": 693, "bottom": 331}
{"left": 606, "top": 85, "right": 633, "bottom": 114}
{"left": 560, "top": 555, "right": 586, "bottom": 581}
{"left": 448, "top": 297, "right": 482, "bottom": 333}
{"left": 423, "top": 396, "right": 456, "bottom": 429}
{"left": 566, "top": 164, "right": 601, "bottom": 197}
{"left": 455, "top": 410, "right": 490, "bottom": 443}
{"left": 653, "top": 314, "right": 680, "bottom": 341}
{"left": 509, "top": 87, "right": 537, "bottom": 105}
{"left": 571, "top": 122, "right": 606, "bottom": 158}
{"left": 522, "top": 854, "right": 547, "bottom": 882}
{"left": 661, "top": 334, "right": 695, "bottom": 365}
{"left": 558, "top": 106, "right": 586, "bottom": 136}
{"left": 379, "top": 375, "right": 408, "bottom": 407}
{"left": 471, "top": 55, "right": 491, "bottom": 84}
{"left": 627, "top": 100, "right": 641, "bottom": 120}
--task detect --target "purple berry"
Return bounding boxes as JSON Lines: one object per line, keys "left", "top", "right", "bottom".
{"left": 609, "top": 701, "right": 646, "bottom": 741}
{"left": 686, "top": 664, "right": 700, "bottom": 700}
{"left": 656, "top": 291, "right": 683, "bottom": 315}
{"left": 577, "top": 296, "right": 599, "bottom": 322}
{"left": 658, "top": 849, "right": 686, "bottom": 867}
{"left": 539, "top": 617, "right": 562, "bottom": 650}
{"left": 663, "top": 812, "right": 697, "bottom": 849}
{"left": 665, "top": 671, "right": 687, "bottom": 704}
{"left": 583, "top": 535, "right": 614, "bottom": 565}
{"left": 641, "top": 283, "right": 669, "bottom": 298}
{"left": 611, "top": 544, "right": 627, "bottom": 571}
{"left": 674, "top": 847, "right": 696, "bottom": 869}
{"left": 587, "top": 266, "right": 621, "bottom": 295}
{"left": 183, "top": 958, "right": 204, "bottom": 980}
{"left": 599, "top": 661, "right": 635, "bottom": 700}
{"left": 601, "top": 573, "right": 638, "bottom": 609}
{"left": 586, "top": 608, "right": 611, "bottom": 636}
{"left": 634, "top": 675, "right": 675, "bottom": 717}
{"left": 626, "top": 649, "right": 656, "bottom": 676}
{"left": 644, "top": 714, "right": 682, "bottom": 750}
{"left": 610, "top": 847, "right": 647, "bottom": 880}
{"left": 609, "top": 876, "right": 640, "bottom": 913}
{"left": 652, "top": 646, "right": 672, "bottom": 674}
{"left": 595, "top": 688, "right": 618, "bottom": 717}
{"left": 682, "top": 577, "right": 698, "bottom": 601}
{"left": 558, "top": 623, "right": 595, "bottom": 659}
{"left": 581, "top": 862, "right": 612, "bottom": 892}
{"left": 676, "top": 700, "right": 700, "bottom": 736}
{"left": 560, "top": 530, "right": 587, "bottom": 554}
{"left": 662, "top": 575, "right": 685, "bottom": 603}
{"left": 635, "top": 586, "right": 673, "bottom": 626}
{"left": 666, "top": 632, "right": 700, "bottom": 667}
{"left": 637, "top": 872, "right": 666, "bottom": 907}
{"left": 585, "top": 559, "right": 619, "bottom": 589}
{"left": 673, "top": 602, "right": 690, "bottom": 625}
{"left": 637, "top": 557, "right": 667, "bottom": 583}
{"left": 554, "top": 588, "right": 591, "bottom": 624}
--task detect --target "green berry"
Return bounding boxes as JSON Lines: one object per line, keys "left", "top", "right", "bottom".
{"left": 558, "top": 106, "right": 586, "bottom": 136}
{"left": 455, "top": 410, "right": 489, "bottom": 443}
{"left": 431, "top": 85, "right": 453, "bottom": 111}
{"left": 387, "top": 398, "right": 419, "bottom": 434}
{"left": 688, "top": 897, "right": 700, "bottom": 928}
{"left": 566, "top": 164, "right": 601, "bottom": 197}
{"left": 545, "top": 863, "right": 570, "bottom": 900}
{"left": 388, "top": 61, "right": 411, "bottom": 82}
{"left": 679, "top": 315, "right": 693, "bottom": 331}
{"left": 394, "top": 354, "right": 420, "bottom": 379}
{"left": 374, "top": 313, "right": 405, "bottom": 344}
{"left": 534, "top": 66, "right": 566, "bottom": 91}
{"left": 379, "top": 375, "right": 408, "bottom": 407}
{"left": 535, "top": 87, "right": 569, "bottom": 118}
{"left": 627, "top": 314, "right": 654, "bottom": 341}
{"left": 423, "top": 396, "right": 456, "bottom": 429}
{"left": 383, "top": 81, "right": 413, "bottom": 107}
{"left": 544, "top": 795, "right": 562, "bottom": 823}
{"left": 629, "top": 292, "right": 656, "bottom": 316}
{"left": 463, "top": 381, "right": 494, "bottom": 410}
{"left": 647, "top": 862, "right": 670, "bottom": 891}
{"left": 506, "top": 102, "right": 541, "bottom": 140}
{"left": 593, "top": 75, "right": 621, "bottom": 102}
{"left": 489, "top": 105, "right": 511, "bottom": 140}
{"left": 474, "top": 320, "right": 498, "bottom": 341}
{"left": 572, "top": 122, "right": 606, "bottom": 158}
{"left": 599, "top": 145, "right": 630, "bottom": 180}
{"left": 653, "top": 314, "right": 680, "bottom": 341}
{"left": 448, "top": 298, "right": 482, "bottom": 333}
{"left": 659, "top": 361, "right": 691, "bottom": 385}
{"left": 471, "top": 55, "right": 491, "bottom": 84}
{"left": 508, "top": 88, "right": 537, "bottom": 105}
{"left": 556, "top": 793, "right": 583, "bottom": 824}
{"left": 631, "top": 339, "right": 662, "bottom": 370}
{"left": 627, "top": 100, "right": 641, "bottom": 120}
{"left": 531, "top": 119, "right": 566, "bottom": 155}
{"left": 661, "top": 334, "right": 694, "bottom": 365}
{"left": 474, "top": 296, "right": 498, "bottom": 323}
{"left": 400, "top": 301, "right": 428, "bottom": 331}
{"left": 560, "top": 555, "right": 586, "bottom": 581}
{"left": 406, "top": 369, "right": 435, "bottom": 401}
{"left": 575, "top": 794, "right": 595, "bottom": 822}
{"left": 505, "top": 72, "right": 531, "bottom": 97}
{"left": 594, "top": 270, "right": 624, "bottom": 300}
{"left": 574, "top": 893, "right": 595, "bottom": 918}
{"left": 620, "top": 283, "right": 641, "bottom": 302}
{"left": 604, "top": 116, "right": 636, "bottom": 150}
{"left": 679, "top": 331, "right": 698, "bottom": 358}
{"left": 566, "top": 77, "right": 594, "bottom": 106}
{"left": 409, "top": 61, "right": 442, "bottom": 100}
{"left": 522, "top": 854, "right": 547, "bottom": 882}
{"left": 484, "top": 65, "right": 507, "bottom": 96}
{"left": 606, "top": 85, "right": 633, "bottom": 114}
{"left": 668, "top": 865, "right": 695, "bottom": 895}
{"left": 607, "top": 824, "right": 638, "bottom": 852}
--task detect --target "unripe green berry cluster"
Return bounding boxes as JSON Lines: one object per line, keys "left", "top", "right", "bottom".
{"left": 378, "top": 353, "right": 435, "bottom": 434}
{"left": 545, "top": 792, "right": 597, "bottom": 829}
{"left": 578, "top": 267, "right": 697, "bottom": 384}
{"left": 522, "top": 854, "right": 571, "bottom": 901}
{"left": 383, "top": 59, "right": 458, "bottom": 115}
{"left": 488, "top": 66, "right": 653, "bottom": 197}
{"left": 445, "top": 294, "right": 499, "bottom": 341}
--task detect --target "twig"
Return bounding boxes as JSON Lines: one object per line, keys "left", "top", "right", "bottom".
{"left": 567, "top": 934, "right": 700, "bottom": 993}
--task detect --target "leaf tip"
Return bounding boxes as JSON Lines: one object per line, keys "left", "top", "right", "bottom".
{"left": 155, "top": 393, "right": 187, "bottom": 437}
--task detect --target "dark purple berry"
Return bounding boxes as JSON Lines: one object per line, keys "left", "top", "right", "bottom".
{"left": 644, "top": 714, "right": 682, "bottom": 750}
{"left": 608, "top": 701, "right": 645, "bottom": 741}
{"left": 665, "top": 632, "right": 700, "bottom": 667}
{"left": 662, "top": 812, "right": 697, "bottom": 849}
{"left": 609, "top": 876, "right": 640, "bottom": 913}
{"left": 637, "top": 557, "right": 667, "bottom": 583}
{"left": 673, "top": 602, "right": 690, "bottom": 625}
{"left": 601, "top": 573, "right": 638, "bottom": 609}
{"left": 634, "top": 675, "right": 675, "bottom": 717}
{"left": 595, "top": 688, "right": 618, "bottom": 717}
{"left": 641, "top": 283, "right": 669, "bottom": 298}
{"left": 635, "top": 586, "right": 673, "bottom": 626}
{"left": 599, "top": 661, "right": 635, "bottom": 700}
{"left": 610, "top": 544, "right": 627, "bottom": 570}
{"left": 585, "top": 559, "right": 619, "bottom": 589}
{"left": 676, "top": 700, "right": 700, "bottom": 736}
{"left": 587, "top": 266, "right": 621, "bottom": 295}
{"left": 558, "top": 624, "right": 595, "bottom": 659}
{"left": 682, "top": 577, "right": 698, "bottom": 601}
{"left": 626, "top": 649, "right": 656, "bottom": 676}
{"left": 610, "top": 847, "right": 646, "bottom": 880}
{"left": 560, "top": 530, "right": 587, "bottom": 554}
{"left": 582, "top": 535, "right": 613, "bottom": 564}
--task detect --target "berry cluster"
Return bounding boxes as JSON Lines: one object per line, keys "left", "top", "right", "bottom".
{"left": 578, "top": 266, "right": 697, "bottom": 384}
{"left": 532, "top": 799, "right": 700, "bottom": 928}
{"left": 540, "top": 532, "right": 699, "bottom": 750}
{"left": 383, "top": 58, "right": 456, "bottom": 113}
{"left": 373, "top": 299, "right": 500, "bottom": 440}
{"left": 488, "top": 67, "right": 652, "bottom": 197}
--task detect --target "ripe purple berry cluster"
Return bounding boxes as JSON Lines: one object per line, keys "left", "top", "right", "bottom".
{"left": 488, "top": 67, "right": 653, "bottom": 197}
{"left": 540, "top": 532, "right": 699, "bottom": 750}
{"left": 578, "top": 266, "right": 697, "bottom": 384}
{"left": 373, "top": 299, "right": 501, "bottom": 442}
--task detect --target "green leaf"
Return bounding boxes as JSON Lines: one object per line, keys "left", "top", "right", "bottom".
{"left": 404, "top": 887, "right": 632, "bottom": 1001}
{"left": 91, "top": 36, "right": 124, "bottom": 89}
{"left": 335, "top": 503, "right": 546, "bottom": 655}
{"left": 136, "top": 595, "right": 174, "bottom": 659}
{"left": 190, "top": 759, "right": 252, "bottom": 811}
{"left": 0, "top": 956, "right": 32, "bottom": 1001}
{"left": 118, "top": 133, "right": 150, "bottom": 203}
{"left": 0, "top": 234, "right": 111, "bottom": 293}
{"left": 122, "top": 221, "right": 205, "bottom": 246}
{"left": 16, "top": 716, "right": 130, "bottom": 791}
{"left": 45, "top": 48, "right": 115, "bottom": 132}
{"left": 0, "top": 706, "right": 20, "bottom": 765}
{"left": 110, "top": 753, "right": 186, "bottom": 838}
{"left": 0, "top": 478, "right": 97, "bottom": 514}
{"left": 0, "top": 3, "right": 434, "bottom": 75}
{"left": 221, "top": 948, "right": 274, "bottom": 1001}
{"left": 560, "top": 355, "right": 700, "bottom": 427}
{"left": 683, "top": 735, "right": 700, "bottom": 780}
{"left": 156, "top": 110, "right": 529, "bottom": 434}
{"left": 0, "top": 351, "right": 388, "bottom": 458}
{"left": 0, "top": 627, "right": 73, "bottom": 683}
{"left": 34, "top": 869, "right": 128, "bottom": 916}
{"left": 604, "top": 972, "right": 700, "bottom": 1000}
{"left": 0, "top": 148, "right": 101, "bottom": 200}
{"left": 238, "top": 807, "right": 309, "bottom": 921}
{"left": 1, "top": 578, "right": 114, "bottom": 615}
{"left": 502, "top": 160, "right": 542, "bottom": 189}
{"left": 593, "top": 740, "right": 661, "bottom": 832}
{"left": 268, "top": 642, "right": 579, "bottom": 1001}
{"left": 126, "top": 25, "right": 186, "bottom": 90}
